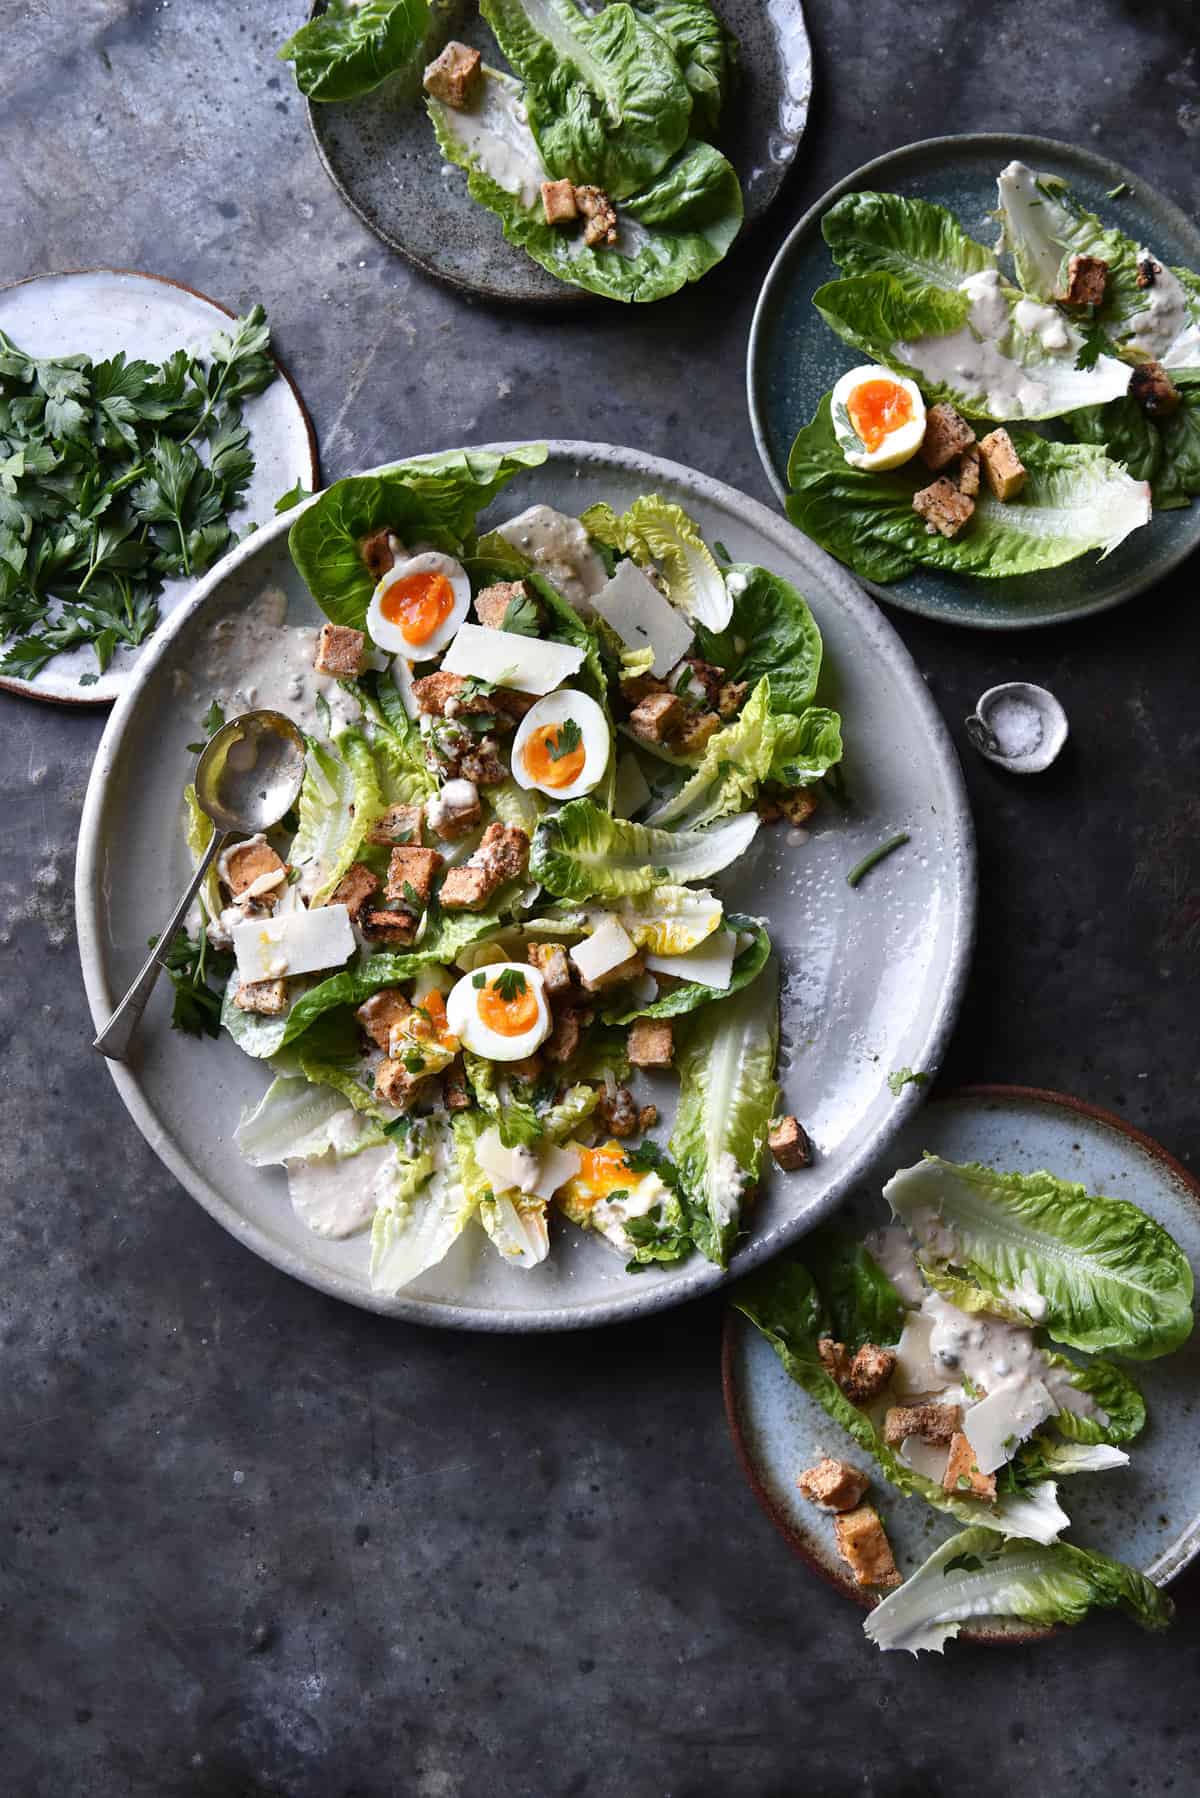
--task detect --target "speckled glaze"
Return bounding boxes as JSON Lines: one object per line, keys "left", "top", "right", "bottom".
{"left": 747, "top": 134, "right": 1200, "bottom": 630}
{"left": 75, "top": 441, "right": 974, "bottom": 1330}
{"left": 723, "top": 1086, "right": 1200, "bottom": 1640}
{"left": 307, "top": 0, "right": 812, "bottom": 304}
{"left": 0, "top": 270, "right": 318, "bottom": 707}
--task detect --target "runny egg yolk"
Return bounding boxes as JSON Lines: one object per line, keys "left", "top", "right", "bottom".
{"left": 415, "top": 989, "right": 456, "bottom": 1046}
{"left": 575, "top": 1142, "right": 634, "bottom": 1208}
{"left": 847, "top": 378, "right": 915, "bottom": 454}
{"left": 478, "top": 975, "right": 542, "bottom": 1038}
{"left": 522, "top": 721, "right": 587, "bottom": 790}
{"left": 380, "top": 570, "right": 457, "bottom": 647}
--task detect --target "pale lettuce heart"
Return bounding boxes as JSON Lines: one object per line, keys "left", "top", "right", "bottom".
{"left": 529, "top": 797, "right": 759, "bottom": 900}
{"left": 370, "top": 1120, "right": 478, "bottom": 1293}
{"left": 580, "top": 495, "right": 730, "bottom": 629}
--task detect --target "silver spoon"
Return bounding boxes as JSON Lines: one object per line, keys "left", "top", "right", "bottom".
{"left": 93, "top": 710, "right": 307, "bottom": 1061}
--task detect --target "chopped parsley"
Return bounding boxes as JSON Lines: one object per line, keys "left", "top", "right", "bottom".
{"left": 471, "top": 971, "right": 487, "bottom": 989}
{"left": 500, "top": 590, "right": 540, "bottom": 636}
{"left": 491, "top": 967, "right": 528, "bottom": 1002}
{"left": 1074, "top": 317, "right": 1110, "bottom": 372}
{"left": 154, "top": 925, "right": 234, "bottom": 1039}
{"left": 547, "top": 718, "right": 582, "bottom": 761}
{"left": 887, "top": 1066, "right": 930, "bottom": 1097}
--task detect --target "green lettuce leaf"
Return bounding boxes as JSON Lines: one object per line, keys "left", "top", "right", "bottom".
{"left": 786, "top": 394, "right": 1151, "bottom": 583}
{"left": 370, "top": 1118, "right": 478, "bottom": 1293}
{"left": 479, "top": 0, "right": 692, "bottom": 199}
{"left": 694, "top": 564, "right": 823, "bottom": 717}
{"left": 234, "top": 1075, "right": 351, "bottom": 1164}
{"left": 884, "top": 1154, "right": 1195, "bottom": 1360}
{"left": 822, "top": 189, "right": 998, "bottom": 295}
{"left": 601, "top": 914, "right": 770, "bottom": 1023}
{"left": 290, "top": 729, "right": 385, "bottom": 906}
{"left": 1041, "top": 1351, "right": 1146, "bottom": 1446}
{"left": 429, "top": 73, "right": 741, "bottom": 305}
{"left": 1070, "top": 370, "right": 1200, "bottom": 511}
{"left": 806, "top": 1232, "right": 908, "bottom": 1350}
{"left": 278, "top": 0, "right": 429, "bottom": 101}
{"left": 643, "top": 679, "right": 841, "bottom": 829}
{"left": 220, "top": 971, "right": 297, "bottom": 1060}
{"left": 630, "top": 0, "right": 733, "bottom": 136}
{"left": 288, "top": 445, "right": 547, "bottom": 630}
{"left": 530, "top": 797, "right": 759, "bottom": 899}
{"left": 734, "top": 1261, "right": 1070, "bottom": 1543}
{"left": 580, "top": 494, "right": 730, "bottom": 629}
{"left": 863, "top": 1526, "right": 1172, "bottom": 1655}
{"left": 670, "top": 960, "right": 778, "bottom": 1264}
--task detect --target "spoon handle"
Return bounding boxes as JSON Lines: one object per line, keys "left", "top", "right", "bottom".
{"left": 93, "top": 831, "right": 230, "bottom": 1062}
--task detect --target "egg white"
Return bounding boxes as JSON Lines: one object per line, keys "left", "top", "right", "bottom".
{"left": 446, "top": 961, "right": 551, "bottom": 1062}
{"left": 367, "top": 552, "right": 471, "bottom": 661}
{"left": 831, "top": 365, "right": 927, "bottom": 471}
{"left": 511, "top": 688, "right": 610, "bottom": 801}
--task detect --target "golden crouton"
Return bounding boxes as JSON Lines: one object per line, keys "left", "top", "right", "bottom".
{"left": 596, "top": 1084, "right": 639, "bottom": 1137}
{"left": 833, "top": 1505, "right": 901, "bottom": 1587}
{"left": 540, "top": 180, "right": 578, "bottom": 226}
{"left": 797, "top": 1457, "right": 870, "bottom": 1513}
{"left": 542, "top": 1008, "right": 585, "bottom": 1064}
{"left": 718, "top": 679, "right": 749, "bottom": 720}
{"left": 222, "top": 837, "right": 287, "bottom": 899}
{"left": 957, "top": 444, "right": 981, "bottom": 497}
{"left": 473, "top": 579, "right": 532, "bottom": 630}
{"left": 329, "top": 861, "right": 379, "bottom": 923}
{"left": 360, "top": 529, "right": 396, "bottom": 580}
{"left": 575, "top": 185, "right": 617, "bottom": 248}
{"left": 842, "top": 1344, "right": 897, "bottom": 1404}
{"left": 422, "top": 40, "right": 481, "bottom": 110}
{"left": 768, "top": 1115, "right": 812, "bottom": 1170}
{"left": 385, "top": 845, "right": 445, "bottom": 909}
{"left": 676, "top": 711, "right": 721, "bottom": 756}
{"left": 1060, "top": 253, "right": 1108, "bottom": 307}
{"left": 884, "top": 1403, "right": 961, "bottom": 1447}
{"left": 314, "top": 622, "right": 365, "bottom": 678}
{"left": 628, "top": 690, "right": 684, "bottom": 745}
{"left": 912, "top": 478, "right": 974, "bottom": 539}
{"left": 527, "top": 941, "right": 574, "bottom": 1003}
{"left": 233, "top": 978, "right": 288, "bottom": 1016}
{"left": 357, "top": 988, "right": 414, "bottom": 1052}
{"left": 978, "top": 428, "right": 1028, "bottom": 502}
{"left": 366, "top": 803, "right": 424, "bottom": 847}
{"left": 439, "top": 823, "right": 529, "bottom": 911}
{"left": 919, "top": 402, "right": 976, "bottom": 471}
{"left": 1130, "top": 359, "right": 1181, "bottom": 419}
{"left": 628, "top": 1018, "right": 674, "bottom": 1068}
{"left": 363, "top": 909, "right": 419, "bottom": 947}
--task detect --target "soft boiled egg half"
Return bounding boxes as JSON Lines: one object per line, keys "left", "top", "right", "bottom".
{"left": 446, "top": 961, "right": 551, "bottom": 1062}
{"left": 367, "top": 551, "right": 471, "bottom": 661}
{"left": 511, "top": 688, "right": 610, "bottom": 801}
{"left": 831, "top": 366, "right": 927, "bottom": 471}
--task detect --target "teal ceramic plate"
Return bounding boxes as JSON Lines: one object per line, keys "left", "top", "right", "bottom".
{"left": 723, "top": 1086, "right": 1200, "bottom": 1641}
{"left": 747, "top": 134, "right": 1200, "bottom": 630}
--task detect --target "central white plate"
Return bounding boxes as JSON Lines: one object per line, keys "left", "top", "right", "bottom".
{"left": 75, "top": 442, "right": 975, "bottom": 1330}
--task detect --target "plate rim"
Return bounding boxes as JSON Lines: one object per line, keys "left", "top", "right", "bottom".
{"left": 721, "top": 1081, "right": 1200, "bottom": 1635}
{"left": 303, "top": 0, "right": 813, "bottom": 306}
{"left": 746, "top": 130, "right": 1200, "bottom": 631}
{"left": 0, "top": 266, "right": 320, "bottom": 708}
{"left": 74, "top": 437, "right": 976, "bottom": 1332}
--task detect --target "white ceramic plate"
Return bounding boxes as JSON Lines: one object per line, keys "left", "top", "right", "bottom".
{"left": 724, "top": 1087, "right": 1200, "bottom": 1637}
{"left": 0, "top": 269, "right": 318, "bottom": 706}
{"left": 75, "top": 441, "right": 975, "bottom": 1330}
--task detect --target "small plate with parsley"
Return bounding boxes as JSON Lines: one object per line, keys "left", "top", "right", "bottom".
{"left": 0, "top": 268, "right": 318, "bottom": 704}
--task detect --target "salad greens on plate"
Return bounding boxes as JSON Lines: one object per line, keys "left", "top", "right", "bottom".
{"left": 737, "top": 1149, "right": 1194, "bottom": 1652}
{"left": 173, "top": 443, "right": 841, "bottom": 1294}
{"left": 786, "top": 160, "right": 1200, "bottom": 586}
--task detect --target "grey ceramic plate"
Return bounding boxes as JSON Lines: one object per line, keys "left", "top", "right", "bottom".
{"left": 747, "top": 133, "right": 1200, "bottom": 630}
{"left": 0, "top": 270, "right": 318, "bottom": 706}
{"left": 306, "top": 0, "right": 812, "bottom": 304}
{"left": 75, "top": 440, "right": 974, "bottom": 1331}
{"left": 723, "top": 1086, "right": 1200, "bottom": 1640}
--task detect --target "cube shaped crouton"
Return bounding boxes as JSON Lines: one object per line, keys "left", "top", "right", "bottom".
{"left": 620, "top": 669, "right": 667, "bottom": 706}
{"left": 542, "top": 1008, "right": 584, "bottom": 1064}
{"left": 817, "top": 1338, "right": 850, "bottom": 1384}
{"left": 356, "top": 987, "right": 413, "bottom": 1052}
{"left": 957, "top": 444, "right": 981, "bottom": 497}
{"left": 439, "top": 822, "right": 529, "bottom": 911}
{"left": 677, "top": 711, "right": 721, "bottom": 756}
{"left": 576, "top": 950, "right": 645, "bottom": 995}
{"left": 412, "top": 671, "right": 465, "bottom": 717}
{"left": 637, "top": 1104, "right": 658, "bottom": 1132}
{"left": 1060, "top": 253, "right": 1108, "bottom": 307}
{"left": 919, "top": 402, "right": 976, "bottom": 471}
{"left": 527, "top": 942, "right": 574, "bottom": 1003}
{"left": 540, "top": 180, "right": 578, "bottom": 227}
{"left": 842, "top": 1344, "right": 897, "bottom": 1405}
{"left": 422, "top": 40, "right": 481, "bottom": 110}
{"left": 628, "top": 1018, "right": 673, "bottom": 1067}
{"left": 943, "top": 1432, "right": 996, "bottom": 1499}
{"left": 314, "top": 622, "right": 365, "bottom": 678}
{"left": 363, "top": 909, "right": 418, "bottom": 947}
{"left": 437, "top": 866, "right": 492, "bottom": 912}
{"left": 670, "top": 656, "right": 724, "bottom": 709}
{"left": 912, "top": 478, "right": 974, "bottom": 540}
{"left": 797, "top": 1457, "right": 870, "bottom": 1513}
{"left": 1130, "top": 359, "right": 1181, "bottom": 418}
{"left": 361, "top": 529, "right": 397, "bottom": 580}
{"left": 234, "top": 978, "right": 289, "bottom": 1016}
{"left": 366, "top": 803, "right": 424, "bottom": 847}
{"left": 769, "top": 1115, "right": 812, "bottom": 1170}
{"left": 575, "top": 185, "right": 617, "bottom": 249}
{"left": 884, "top": 1403, "right": 961, "bottom": 1447}
{"left": 329, "top": 861, "right": 379, "bottom": 922}
{"left": 718, "top": 680, "right": 749, "bottom": 720}
{"left": 978, "top": 428, "right": 1027, "bottom": 502}
{"left": 779, "top": 789, "right": 819, "bottom": 828}
{"left": 385, "top": 845, "right": 445, "bottom": 909}
{"left": 375, "top": 1056, "right": 428, "bottom": 1111}
{"left": 629, "top": 690, "right": 684, "bottom": 746}
{"left": 222, "top": 837, "right": 287, "bottom": 899}
{"left": 474, "top": 579, "right": 532, "bottom": 631}
{"left": 596, "top": 1085, "right": 639, "bottom": 1137}
{"left": 427, "top": 782, "right": 482, "bottom": 841}
{"left": 834, "top": 1506, "right": 901, "bottom": 1588}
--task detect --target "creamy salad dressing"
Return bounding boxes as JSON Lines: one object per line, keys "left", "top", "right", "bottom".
{"left": 436, "top": 70, "right": 546, "bottom": 209}
{"left": 494, "top": 504, "right": 609, "bottom": 612}
{"left": 201, "top": 589, "right": 363, "bottom": 741}
{"left": 1013, "top": 297, "right": 1070, "bottom": 352}
{"left": 1124, "top": 253, "right": 1200, "bottom": 367}
{"left": 285, "top": 1116, "right": 397, "bottom": 1239}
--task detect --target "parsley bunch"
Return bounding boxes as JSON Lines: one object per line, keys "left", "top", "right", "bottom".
{"left": 0, "top": 306, "right": 277, "bottom": 684}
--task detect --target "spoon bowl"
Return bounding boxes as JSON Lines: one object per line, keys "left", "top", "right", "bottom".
{"left": 196, "top": 709, "right": 307, "bottom": 834}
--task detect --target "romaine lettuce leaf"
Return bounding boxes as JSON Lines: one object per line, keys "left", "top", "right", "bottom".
{"left": 580, "top": 495, "right": 730, "bottom": 629}
{"left": 370, "top": 1119, "right": 478, "bottom": 1293}
{"left": 220, "top": 971, "right": 297, "bottom": 1060}
{"left": 630, "top": 0, "right": 733, "bottom": 136}
{"left": 279, "top": 0, "right": 429, "bottom": 101}
{"left": 601, "top": 914, "right": 770, "bottom": 1023}
{"left": 884, "top": 1155, "right": 1194, "bottom": 1360}
{"left": 235, "top": 1075, "right": 352, "bottom": 1165}
{"left": 806, "top": 1232, "right": 908, "bottom": 1350}
{"left": 695, "top": 565, "right": 823, "bottom": 717}
{"left": 863, "top": 1526, "right": 1172, "bottom": 1655}
{"left": 670, "top": 960, "right": 778, "bottom": 1264}
{"left": 429, "top": 74, "right": 742, "bottom": 305}
{"left": 822, "top": 189, "right": 998, "bottom": 295}
{"left": 1069, "top": 371, "right": 1200, "bottom": 511}
{"left": 643, "top": 680, "right": 841, "bottom": 829}
{"left": 530, "top": 797, "right": 759, "bottom": 898}
{"left": 452, "top": 1108, "right": 551, "bottom": 1266}
{"left": 546, "top": 884, "right": 723, "bottom": 953}
{"left": 480, "top": 0, "right": 692, "bottom": 199}
{"left": 787, "top": 394, "right": 1152, "bottom": 583}
{"left": 288, "top": 445, "right": 547, "bottom": 630}
{"left": 1042, "top": 1351, "right": 1146, "bottom": 1446}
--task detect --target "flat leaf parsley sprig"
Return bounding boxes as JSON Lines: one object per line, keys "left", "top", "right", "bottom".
{"left": 0, "top": 305, "right": 277, "bottom": 683}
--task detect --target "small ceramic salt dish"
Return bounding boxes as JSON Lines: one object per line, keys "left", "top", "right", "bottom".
{"left": 965, "top": 682, "right": 1068, "bottom": 774}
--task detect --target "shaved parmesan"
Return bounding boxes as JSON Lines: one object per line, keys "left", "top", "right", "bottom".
{"left": 893, "top": 1312, "right": 949, "bottom": 1398}
{"left": 613, "top": 750, "right": 652, "bottom": 819}
{"left": 441, "top": 622, "right": 584, "bottom": 695}
{"left": 591, "top": 558, "right": 693, "bottom": 678}
{"left": 964, "top": 1377, "right": 1057, "bottom": 1475}
{"left": 476, "top": 1128, "right": 581, "bottom": 1202}
{"left": 644, "top": 930, "right": 736, "bottom": 990}
{"left": 898, "top": 1435, "right": 951, "bottom": 1483}
{"left": 570, "top": 913, "right": 637, "bottom": 982}
{"left": 232, "top": 904, "right": 354, "bottom": 983}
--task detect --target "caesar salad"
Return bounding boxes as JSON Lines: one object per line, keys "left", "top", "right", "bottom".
{"left": 169, "top": 445, "right": 843, "bottom": 1294}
